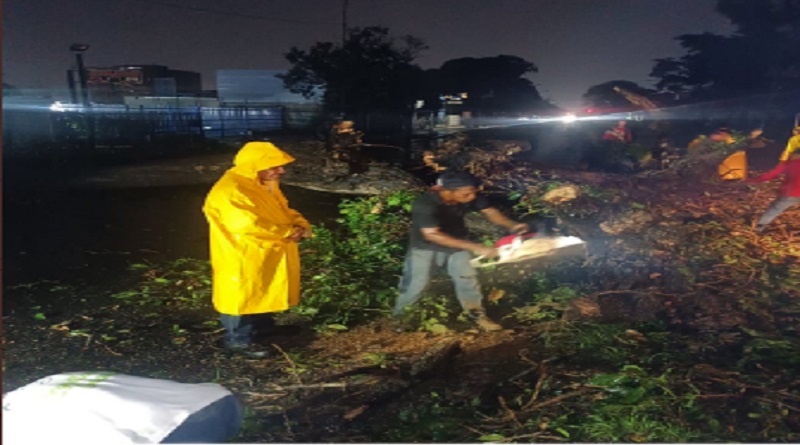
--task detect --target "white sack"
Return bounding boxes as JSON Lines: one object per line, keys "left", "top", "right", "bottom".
{"left": 2, "top": 371, "right": 237, "bottom": 445}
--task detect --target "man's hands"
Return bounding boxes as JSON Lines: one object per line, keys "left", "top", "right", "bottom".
{"left": 472, "top": 222, "right": 526, "bottom": 258}
{"left": 510, "top": 223, "right": 529, "bottom": 234}
{"left": 473, "top": 245, "right": 500, "bottom": 258}
{"left": 482, "top": 208, "right": 530, "bottom": 234}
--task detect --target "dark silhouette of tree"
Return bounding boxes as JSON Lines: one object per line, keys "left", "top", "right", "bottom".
{"left": 281, "top": 33, "right": 556, "bottom": 118}
{"left": 419, "top": 55, "right": 554, "bottom": 114}
{"left": 651, "top": 0, "right": 800, "bottom": 100}
{"left": 279, "top": 26, "right": 426, "bottom": 114}
{"left": 582, "top": 80, "right": 659, "bottom": 110}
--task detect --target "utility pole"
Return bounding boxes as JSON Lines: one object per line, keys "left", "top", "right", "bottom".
{"left": 341, "top": 0, "right": 349, "bottom": 46}
{"left": 70, "top": 43, "right": 95, "bottom": 149}
{"left": 339, "top": 0, "right": 350, "bottom": 115}
{"left": 70, "top": 44, "right": 91, "bottom": 109}
{"left": 66, "top": 70, "right": 78, "bottom": 105}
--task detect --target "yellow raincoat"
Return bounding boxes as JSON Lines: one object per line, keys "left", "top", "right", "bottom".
{"left": 779, "top": 129, "right": 800, "bottom": 161}
{"left": 718, "top": 150, "right": 748, "bottom": 180}
{"left": 203, "top": 142, "right": 311, "bottom": 315}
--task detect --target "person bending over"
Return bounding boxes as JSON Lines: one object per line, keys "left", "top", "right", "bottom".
{"left": 392, "top": 171, "right": 528, "bottom": 331}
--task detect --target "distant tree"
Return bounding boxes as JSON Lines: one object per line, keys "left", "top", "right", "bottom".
{"left": 651, "top": 0, "right": 800, "bottom": 100}
{"left": 279, "top": 26, "right": 426, "bottom": 114}
{"left": 582, "top": 80, "right": 659, "bottom": 110}
{"left": 419, "top": 55, "right": 554, "bottom": 114}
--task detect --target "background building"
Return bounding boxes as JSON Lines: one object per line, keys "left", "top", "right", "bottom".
{"left": 73, "top": 64, "right": 202, "bottom": 104}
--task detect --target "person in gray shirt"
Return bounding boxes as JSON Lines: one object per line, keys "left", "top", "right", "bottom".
{"left": 392, "top": 171, "right": 528, "bottom": 331}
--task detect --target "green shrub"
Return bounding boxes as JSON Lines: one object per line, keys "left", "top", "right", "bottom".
{"left": 294, "top": 190, "right": 418, "bottom": 328}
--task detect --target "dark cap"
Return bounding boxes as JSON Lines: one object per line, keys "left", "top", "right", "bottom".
{"left": 436, "top": 171, "right": 480, "bottom": 189}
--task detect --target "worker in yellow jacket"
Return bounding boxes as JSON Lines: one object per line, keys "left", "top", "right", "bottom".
{"left": 708, "top": 127, "right": 763, "bottom": 180}
{"left": 779, "top": 126, "right": 800, "bottom": 162}
{"left": 203, "top": 142, "right": 312, "bottom": 358}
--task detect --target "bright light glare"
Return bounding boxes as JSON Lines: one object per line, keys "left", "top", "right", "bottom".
{"left": 560, "top": 113, "right": 577, "bottom": 124}
{"left": 50, "top": 101, "right": 66, "bottom": 112}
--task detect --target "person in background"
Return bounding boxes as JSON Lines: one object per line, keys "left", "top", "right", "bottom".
{"left": 392, "top": 171, "right": 529, "bottom": 332}
{"left": 602, "top": 120, "right": 633, "bottom": 144}
{"left": 716, "top": 127, "right": 764, "bottom": 180}
{"left": 203, "top": 141, "right": 312, "bottom": 358}
{"left": 687, "top": 127, "right": 764, "bottom": 180}
{"left": 779, "top": 125, "right": 800, "bottom": 162}
{"left": 688, "top": 127, "right": 763, "bottom": 154}
{"left": 327, "top": 120, "right": 367, "bottom": 176}
{"left": 745, "top": 149, "right": 800, "bottom": 233}
{"left": 651, "top": 134, "right": 684, "bottom": 170}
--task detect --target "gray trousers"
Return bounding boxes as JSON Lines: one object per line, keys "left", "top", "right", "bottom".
{"left": 393, "top": 248, "right": 484, "bottom": 316}
{"left": 757, "top": 196, "right": 800, "bottom": 227}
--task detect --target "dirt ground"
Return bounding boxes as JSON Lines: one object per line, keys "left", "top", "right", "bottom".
{"left": 2, "top": 136, "right": 525, "bottom": 442}
{"left": 3, "top": 134, "right": 799, "bottom": 442}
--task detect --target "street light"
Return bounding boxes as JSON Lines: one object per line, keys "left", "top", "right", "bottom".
{"left": 560, "top": 113, "right": 577, "bottom": 124}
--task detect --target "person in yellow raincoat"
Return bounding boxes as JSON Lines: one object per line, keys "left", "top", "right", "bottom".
{"left": 691, "top": 127, "right": 763, "bottom": 180}
{"left": 779, "top": 126, "right": 800, "bottom": 162}
{"left": 203, "top": 142, "right": 312, "bottom": 358}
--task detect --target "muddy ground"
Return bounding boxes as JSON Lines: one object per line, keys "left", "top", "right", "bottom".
{"left": 3, "top": 134, "right": 799, "bottom": 442}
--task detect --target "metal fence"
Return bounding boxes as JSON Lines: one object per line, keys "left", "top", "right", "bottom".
{"left": 200, "top": 106, "right": 283, "bottom": 138}
{"left": 2, "top": 105, "right": 289, "bottom": 151}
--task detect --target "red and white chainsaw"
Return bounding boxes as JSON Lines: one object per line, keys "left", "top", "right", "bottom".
{"left": 470, "top": 232, "right": 587, "bottom": 268}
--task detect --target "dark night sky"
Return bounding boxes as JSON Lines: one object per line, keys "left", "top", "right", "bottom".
{"left": 3, "top": 0, "right": 735, "bottom": 109}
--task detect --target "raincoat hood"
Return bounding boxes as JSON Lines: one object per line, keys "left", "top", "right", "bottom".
{"left": 231, "top": 142, "right": 295, "bottom": 177}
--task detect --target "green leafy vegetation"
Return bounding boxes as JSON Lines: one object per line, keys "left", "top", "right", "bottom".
{"left": 508, "top": 285, "right": 578, "bottom": 323}
{"left": 462, "top": 318, "right": 800, "bottom": 443}
{"left": 6, "top": 150, "right": 799, "bottom": 443}
{"left": 67, "top": 181, "right": 796, "bottom": 443}
{"left": 292, "top": 190, "right": 417, "bottom": 327}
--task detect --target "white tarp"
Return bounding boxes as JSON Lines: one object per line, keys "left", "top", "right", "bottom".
{"left": 2, "top": 371, "right": 238, "bottom": 444}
